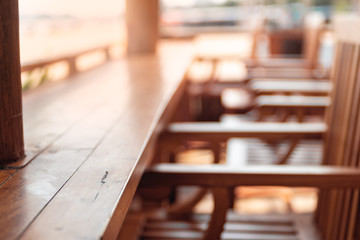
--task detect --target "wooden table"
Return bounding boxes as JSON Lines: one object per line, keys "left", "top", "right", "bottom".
{"left": 0, "top": 41, "right": 193, "bottom": 240}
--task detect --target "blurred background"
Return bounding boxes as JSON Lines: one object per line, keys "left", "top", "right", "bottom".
{"left": 19, "top": 0, "right": 357, "bottom": 90}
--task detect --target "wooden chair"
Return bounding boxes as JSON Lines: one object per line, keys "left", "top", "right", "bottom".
{"left": 254, "top": 95, "right": 329, "bottom": 122}
{"left": 186, "top": 75, "right": 332, "bottom": 121}
{"left": 221, "top": 80, "right": 331, "bottom": 123}
{"left": 226, "top": 13, "right": 331, "bottom": 120}
{"left": 139, "top": 166, "right": 360, "bottom": 240}
{"left": 129, "top": 15, "right": 360, "bottom": 240}
{"left": 171, "top": 28, "right": 340, "bottom": 140}
{"left": 163, "top": 16, "right": 343, "bottom": 159}
{"left": 247, "top": 12, "right": 326, "bottom": 73}
{"left": 186, "top": 13, "right": 329, "bottom": 120}
{"left": 161, "top": 12, "right": 355, "bottom": 164}
{"left": 190, "top": 12, "right": 327, "bottom": 84}
{"left": 187, "top": 54, "right": 331, "bottom": 122}
{"left": 250, "top": 79, "right": 331, "bottom": 122}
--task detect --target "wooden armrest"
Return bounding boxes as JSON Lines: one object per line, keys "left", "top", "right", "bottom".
{"left": 250, "top": 78, "right": 330, "bottom": 82}
{"left": 164, "top": 122, "right": 326, "bottom": 141}
{"left": 140, "top": 164, "right": 360, "bottom": 189}
{"left": 250, "top": 80, "right": 332, "bottom": 94}
{"left": 256, "top": 96, "right": 331, "bottom": 108}
{"left": 187, "top": 82, "right": 248, "bottom": 96}
{"left": 246, "top": 58, "right": 307, "bottom": 69}
{"left": 248, "top": 68, "right": 329, "bottom": 79}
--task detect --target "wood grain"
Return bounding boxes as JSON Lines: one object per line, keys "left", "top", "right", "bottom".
{"left": 5, "top": 42, "right": 193, "bottom": 240}
{"left": 0, "top": 0, "right": 25, "bottom": 163}
{"left": 0, "top": 170, "right": 16, "bottom": 186}
{"left": 0, "top": 149, "right": 91, "bottom": 239}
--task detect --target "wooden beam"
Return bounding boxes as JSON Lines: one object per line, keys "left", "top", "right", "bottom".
{"left": 0, "top": 0, "right": 25, "bottom": 163}
{"left": 126, "top": 0, "right": 159, "bottom": 54}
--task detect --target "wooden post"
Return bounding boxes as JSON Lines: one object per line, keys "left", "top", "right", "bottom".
{"left": 68, "top": 57, "right": 78, "bottom": 77}
{"left": 0, "top": 0, "right": 25, "bottom": 163}
{"left": 126, "top": 0, "right": 159, "bottom": 54}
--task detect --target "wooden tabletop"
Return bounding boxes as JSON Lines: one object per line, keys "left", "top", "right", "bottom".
{"left": 0, "top": 41, "right": 193, "bottom": 240}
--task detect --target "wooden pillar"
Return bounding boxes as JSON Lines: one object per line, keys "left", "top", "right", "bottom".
{"left": 0, "top": 0, "right": 25, "bottom": 163}
{"left": 126, "top": 0, "right": 159, "bottom": 54}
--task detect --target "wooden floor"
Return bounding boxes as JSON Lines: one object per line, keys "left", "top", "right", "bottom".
{"left": 0, "top": 41, "right": 193, "bottom": 240}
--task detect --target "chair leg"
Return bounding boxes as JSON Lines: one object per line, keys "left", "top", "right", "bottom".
{"left": 168, "top": 188, "right": 209, "bottom": 218}
{"left": 168, "top": 151, "right": 177, "bottom": 204}
{"left": 203, "top": 187, "right": 230, "bottom": 240}
{"left": 276, "top": 139, "right": 299, "bottom": 165}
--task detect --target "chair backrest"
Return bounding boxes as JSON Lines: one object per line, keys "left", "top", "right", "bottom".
{"left": 317, "top": 14, "right": 360, "bottom": 240}
{"left": 303, "top": 12, "right": 326, "bottom": 68}
{"left": 251, "top": 12, "right": 325, "bottom": 66}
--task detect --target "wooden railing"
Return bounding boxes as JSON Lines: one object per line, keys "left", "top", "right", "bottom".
{"left": 21, "top": 44, "right": 120, "bottom": 90}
